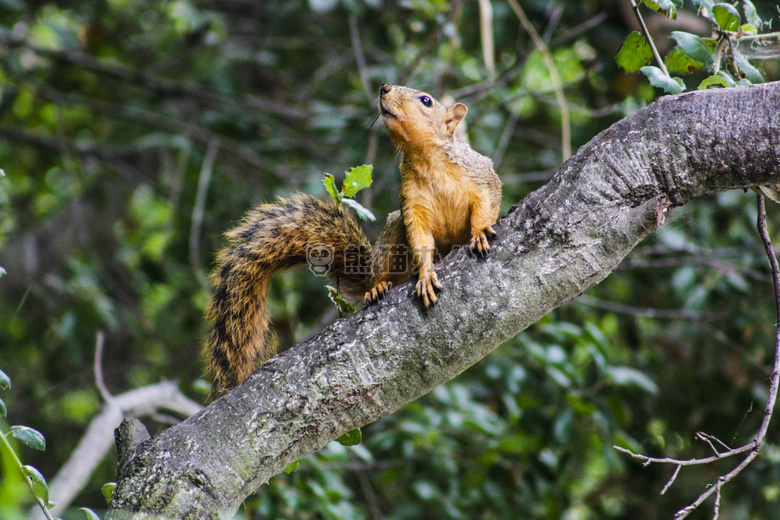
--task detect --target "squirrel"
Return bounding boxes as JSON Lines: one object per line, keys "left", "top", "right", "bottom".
{"left": 203, "top": 83, "right": 502, "bottom": 394}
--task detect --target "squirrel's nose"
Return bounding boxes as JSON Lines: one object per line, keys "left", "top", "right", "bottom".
{"left": 379, "top": 83, "right": 393, "bottom": 95}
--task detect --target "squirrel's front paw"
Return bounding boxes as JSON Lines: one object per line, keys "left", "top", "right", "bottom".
{"left": 364, "top": 281, "right": 393, "bottom": 305}
{"left": 415, "top": 270, "right": 442, "bottom": 308}
{"left": 470, "top": 225, "right": 497, "bottom": 257}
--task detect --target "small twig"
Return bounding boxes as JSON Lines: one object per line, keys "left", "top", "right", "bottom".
{"left": 348, "top": 14, "right": 373, "bottom": 103}
{"left": 616, "top": 193, "right": 780, "bottom": 518}
{"left": 613, "top": 442, "right": 756, "bottom": 468}
{"left": 628, "top": 0, "right": 670, "bottom": 76}
{"left": 478, "top": 0, "right": 495, "bottom": 76}
{"left": 696, "top": 432, "right": 730, "bottom": 454}
{"left": 493, "top": 111, "right": 519, "bottom": 170}
{"left": 507, "top": 0, "right": 571, "bottom": 161}
{"left": 549, "top": 11, "right": 608, "bottom": 47}
{"left": 661, "top": 464, "right": 681, "bottom": 495}
{"left": 713, "top": 483, "right": 722, "bottom": 520}
{"left": 576, "top": 295, "right": 704, "bottom": 320}
{"left": 189, "top": 140, "right": 218, "bottom": 289}
{"left": 94, "top": 331, "right": 112, "bottom": 403}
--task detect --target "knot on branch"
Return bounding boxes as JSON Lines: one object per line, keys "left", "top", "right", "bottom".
{"left": 115, "top": 417, "right": 151, "bottom": 478}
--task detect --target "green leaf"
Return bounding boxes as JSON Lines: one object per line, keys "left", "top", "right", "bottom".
{"left": 80, "top": 507, "right": 102, "bottom": 520}
{"left": 341, "top": 164, "right": 373, "bottom": 198}
{"left": 670, "top": 31, "right": 714, "bottom": 64}
{"left": 734, "top": 53, "right": 764, "bottom": 83}
{"left": 664, "top": 47, "right": 704, "bottom": 74}
{"left": 606, "top": 366, "right": 659, "bottom": 394}
{"left": 10, "top": 425, "right": 46, "bottom": 451}
{"left": 0, "top": 398, "right": 6, "bottom": 417}
{"left": 713, "top": 3, "right": 741, "bottom": 31}
{"left": 693, "top": 0, "right": 715, "bottom": 21}
{"left": 0, "top": 267, "right": 5, "bottom": 278}
{"left": 326, "top": 286, "right": 356, "bottom": 314}
{"left": 615, "top": 32, "right": 653, "bottom": 73}
{"left": 698, "top": 75, "right": 730, "bottom": 89}
{"left": 640, "top": 66, "right": 685, "bottom": 94}
{"left": 336, "top": 428, "right": 362, "bottom": 446}
{"left": 283, "top": 460, "right": 299, "bottom": 474}
{"left": 641, "top": 0, "right": 678, "bottom": 18}
{"left": 21, "top": 465, "right": 49, "bottom": 503}
{"left": 341, "top": 198, "right": 376, "bottom": 222}
{"left": 717, "top": 70, "right": 737, "bottom": 87}
{"left": 323, "top": 173, "right": 341, "bottom": 204}
{"left": 742, "top": 0, "right": 761, "bottom": 27}
{"left": 0, "top": 369, "right": 10, "bottom": 390}
{"left": 740, "top": 23, "right": 758, "bottom": 35}
{"left": 101, "top": 482, "right": 116, "bottom": 505}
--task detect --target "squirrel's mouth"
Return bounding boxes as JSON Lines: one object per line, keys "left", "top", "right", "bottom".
{"left": 379, "top": 101, "right": 395, "bottom": 119}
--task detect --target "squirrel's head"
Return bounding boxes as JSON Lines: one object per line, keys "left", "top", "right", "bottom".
{"left": 378, "top": 83, "right": 467, "bottom": 152}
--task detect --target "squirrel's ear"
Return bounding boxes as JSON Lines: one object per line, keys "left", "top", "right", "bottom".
{"left": 443, "top": 103, "right": 467, "bottom": 136}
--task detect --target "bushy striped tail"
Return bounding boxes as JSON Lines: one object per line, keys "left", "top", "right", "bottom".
{"left": 203, "top": 194, "right": 371, "bottom": 394}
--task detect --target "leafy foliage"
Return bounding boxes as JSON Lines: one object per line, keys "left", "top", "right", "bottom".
{"left": 618, "top": 0, "right": 773, "bottom": 94}
{"left": 0, "top": 0, "right": 778, "bottom": 519}
{"left": 0, "top": 369, "right": 57, "bottom": 520}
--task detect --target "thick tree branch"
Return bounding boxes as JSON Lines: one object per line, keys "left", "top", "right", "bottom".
{"left": 107, "top": 83, "right": 780, "bottom": 519}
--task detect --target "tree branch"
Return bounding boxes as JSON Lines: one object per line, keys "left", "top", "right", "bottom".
{"left": 107, "top": 83, "right": 780, "bottom": 519}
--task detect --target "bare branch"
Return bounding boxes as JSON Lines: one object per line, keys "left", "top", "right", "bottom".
{"left": 615, "top": 191, "right": 780, "bottom": 519}
{"left": 47, "top": 382, "right": 203, "bottom": 519}
{"left": 189, "top": 141, "right": 219, "bottom": 289}
{"left": 94, "top": 331, "right": 112, "bottom": 403}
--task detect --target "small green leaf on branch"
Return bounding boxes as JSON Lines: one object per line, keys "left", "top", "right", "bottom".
{"left": 616, "top": 32, "right": 653, "bottom": 73}
{"left": 692, "top": 0, "right": 715, "bottom": 21}
{"left": 323, "top": 174, "right": 341, "bottom": 205}
{"left": 342, "top": 164, "right": 373, "bottom": 198}
{"left": 342, "top": 198, "right": 376, "bottom": 222}
{"left": 283, "top": 460, "right": 299, "bottom": 474}
{"left": 698, "top": 75, "right": 730, "bottom": 89}
{"left": 665, "top": 47, "right": 704, "bottom": 74}
{"left": 640, "top": 66, "right": 685, "bottom": 94}
{"left": 336, "top": 428, "right": 362, "bottom": 446}
{"left": 742, "top": 0, "right": 761, "bottom": 27}
{"left": 11, "top": 425, "right": 46, "bottom": 451}
{"left": 0, "top": 369, "right": 10, "bottom": 390}
{"left": 81, "top": 507, "right": 102, "bottom": 520}
{"left": 713, "top": 3, "right": 741, "bottom": 31}
{"left": 641, "top": 0, "right": 680, "bottom": 19}
{"left": 734, "top": 53, "right": 764, "bottom": 83}
{"left": 670, "top": 31, "right": 714, "bottom": 64}
{"left": 21, "top": 465, "right": 49, "bottom": 503}
{"left": 101, "top": 482, "right": 116, "bottom": 505}
{"left": 327, "top": 286, "right": 356, "bottom": 314}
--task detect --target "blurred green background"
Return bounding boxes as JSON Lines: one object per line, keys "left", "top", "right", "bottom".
{"left": 1, "top": 0, "right": 780, "bottom": 518}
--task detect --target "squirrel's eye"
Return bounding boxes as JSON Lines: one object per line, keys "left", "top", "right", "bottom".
{"left": 419, "top": 95, "right": 432, "bottom": 108}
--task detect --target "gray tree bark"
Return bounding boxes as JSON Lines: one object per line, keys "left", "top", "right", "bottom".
{"left": 107, "top": 82, "right": 780, "bottom": 519}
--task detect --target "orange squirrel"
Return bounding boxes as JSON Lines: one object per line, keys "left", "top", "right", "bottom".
{"left": 203, "top": 84, "right": 502, "bottom": 394}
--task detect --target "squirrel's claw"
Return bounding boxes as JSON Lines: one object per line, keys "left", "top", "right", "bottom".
{"left": 416, "top": 270, "right": 442, "bottom": 308}
{"left": 470, "top": 226, "right": 496, "bottom": 257}
{"left": 364, "top": 281, "right": 393, "bottom": 305}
